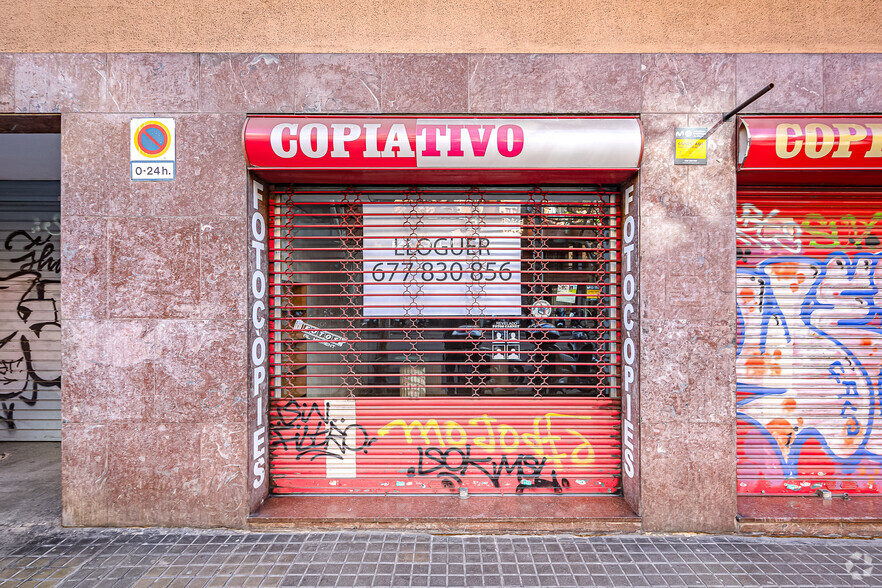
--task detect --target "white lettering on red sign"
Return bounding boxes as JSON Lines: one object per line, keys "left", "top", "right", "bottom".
{"left": 330, "top": 123, "right": 361, "bottom": 157}
{"left": 247, "top": 117, "right": 644, "bottom": 172}
{"left": 622, "top": 184, "right": 637, "bottom": 480}
{"left": 250, "top": 179, "right": 268, "bottom": 490}
{"left": 268, "top": 121, "right": 526, "bottom": 160}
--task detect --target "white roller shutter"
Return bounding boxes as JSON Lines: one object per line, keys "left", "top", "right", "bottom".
{"left": 0, "top": 181, "right": 61, "bottom": 441}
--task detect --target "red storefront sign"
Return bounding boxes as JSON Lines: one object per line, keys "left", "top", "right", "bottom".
{"left": 738, "top": 116, "right": 882, "bottom": 185}
{"left": 243, "top": 116, "right": 643, "bottom": 184}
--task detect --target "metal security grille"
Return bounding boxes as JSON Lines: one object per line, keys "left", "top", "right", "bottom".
{"left": 268, "top": 186, "right": 622, "bottom": 495}
{"left": 737, "top": 188, "right": 882, "bottom": 495}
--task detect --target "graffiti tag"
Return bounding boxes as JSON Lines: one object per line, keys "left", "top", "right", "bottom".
{"left": 1, "top": 229, "right": 61, "bottom": 430}
{"left": 737, "top": 203, "right": 802, "bottom": 255}
{"left": 377, "top": 412, "right": 595, "bottom": 467}
{"left": 270, "top": 398, "right": 377, "bottom": 460}
{"left": 407, "top": 444, "right": 570, "bottom": 493}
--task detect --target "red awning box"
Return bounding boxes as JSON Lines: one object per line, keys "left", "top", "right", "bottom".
{"left": 738, "top": 115, "right": 882, "bottom": 186}
{"left": 244, "top": 115, "right": 643, "bottom": 185}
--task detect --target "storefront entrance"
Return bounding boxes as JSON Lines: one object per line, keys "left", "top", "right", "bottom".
{"left": 0, "top": 120, "right": 62, "bottom": 441}
{"left": 243, "top": 115, "right": 643, "bottom": 505}
{"left": 736, "top": 116, "right": 882, "bottom": 496}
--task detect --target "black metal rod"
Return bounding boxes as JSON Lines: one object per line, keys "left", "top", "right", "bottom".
{"left": 723, "top": 83, "right": 775, "bottom": 122}
{"left": 690, "top": 83, "right": 776, "bottom": 147}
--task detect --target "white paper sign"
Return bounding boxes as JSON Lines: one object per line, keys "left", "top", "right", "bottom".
{"left": 363, "top": 203, "right": 521, "bottom": 317}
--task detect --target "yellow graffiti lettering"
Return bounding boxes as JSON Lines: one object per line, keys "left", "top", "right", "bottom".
{"left": 377, "top": 419, "right": 445, "bottom": 446}
{"left": 801, "top": 212, "right": 882, "bottom": 249}
{"left": 379, "top": 412, "right": 597, "bottom": 467}
{"left": 444, "top": 421, "right": 467, "bottom": 446}
{"left": 802, "top": 214, "right": 836, "bottom": 248}
{"left": 528, "top": 414, "right": 570, "bottom": 465}
{"left": 568, "top": 429, "right": 595, "bottom": 465}
{"left": 498, "top": 424, "right": 519, "bottom": 453}
{"left": 468, "top": 415, "right": 496, "bottom": 451}
{"left": 540, "top": 413, "right": 593, "bottom": 465}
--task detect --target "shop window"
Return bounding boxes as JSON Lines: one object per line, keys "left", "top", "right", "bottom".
{"left": 268, "top": 186, "right": 621, "bottom": 399}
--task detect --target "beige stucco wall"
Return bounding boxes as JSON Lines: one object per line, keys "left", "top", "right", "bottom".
{"left": 1, "top": 1, "right": 880, "bottom": 54}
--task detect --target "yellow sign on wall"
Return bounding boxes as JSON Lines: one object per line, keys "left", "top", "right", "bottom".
{"left": 675, "top": 127, "right": 707, "bottom": 165}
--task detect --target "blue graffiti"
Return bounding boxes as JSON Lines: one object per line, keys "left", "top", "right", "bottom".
{"left": 736, "top": 251, "right": 882, "bottom": 478}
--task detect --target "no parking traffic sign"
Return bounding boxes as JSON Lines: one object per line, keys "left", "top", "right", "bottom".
{"left": 130, "top": 118, "right": 175, "bottom": 181}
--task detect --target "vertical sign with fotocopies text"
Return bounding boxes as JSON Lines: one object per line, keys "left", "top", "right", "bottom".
{"left": 248, "top": 179, "right": 270, "bottom": 508}
{"left": 621, "top": 180, "right": 640, "bottom": 513}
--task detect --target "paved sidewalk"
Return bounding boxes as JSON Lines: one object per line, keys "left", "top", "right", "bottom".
{"left": 1, "top": 527, "right": 881, "bottom": 588}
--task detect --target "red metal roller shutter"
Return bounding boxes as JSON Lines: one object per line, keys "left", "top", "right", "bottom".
{"left": 737, "top": 187, "right": 882, "bottom": 495}
{"left": 268, "top": 185, "right": 623, "bottom": 495}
